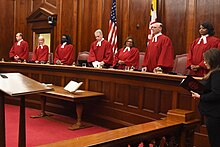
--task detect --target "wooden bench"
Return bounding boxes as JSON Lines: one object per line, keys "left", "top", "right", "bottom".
{"left": 31, "top": 85, "right": 104, "bottom": 130}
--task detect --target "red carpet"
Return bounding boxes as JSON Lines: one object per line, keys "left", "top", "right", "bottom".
{"left": 5, "top": 104, "right": 108, "bottom": 147}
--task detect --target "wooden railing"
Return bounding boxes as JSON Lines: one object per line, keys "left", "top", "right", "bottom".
{"left": 39, "top": 109, "right": 200, "bottom": 147}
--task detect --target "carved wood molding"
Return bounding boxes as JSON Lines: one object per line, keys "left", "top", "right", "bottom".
{"left": 27, "top": 7, "right": 57, "bottom": 23}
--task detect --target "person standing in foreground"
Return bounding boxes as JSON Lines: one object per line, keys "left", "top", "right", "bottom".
{"left": 191, "top": 48, "right": 220, "bottom": 147}
{"left": 142, "top": 22, "right": 174, "bottom": 73}
{"left": 9, "top": 33, "right": 29, "bottom": 62}
{"left": 87, "top": 29, "right": 113, "bottom": 67}
{"left": 186, "top": 22, "right": 220, "bottom": 77}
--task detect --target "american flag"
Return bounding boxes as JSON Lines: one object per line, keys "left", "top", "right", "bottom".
{"left": 108, "top": 0, "right": 118, "bottom": 54}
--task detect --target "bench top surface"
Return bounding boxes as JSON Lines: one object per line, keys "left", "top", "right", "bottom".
{"left": 40, "top": 85, "right": 104, "bottom": 101}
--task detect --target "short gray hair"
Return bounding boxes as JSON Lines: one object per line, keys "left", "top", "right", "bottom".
{"left": 38, "top": 36, "right": 44, "bottom": 40}
{"left": 94, "top": 29, "right": 103, "bottom": 35}
{"left": 16, "top": 33, "right": 23, "bottom": 38}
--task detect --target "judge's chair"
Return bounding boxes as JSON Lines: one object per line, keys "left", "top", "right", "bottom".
{"left": 138, "top": 52, "right": 145, "bottom": 70}
{"left": 48, "top": 53, "right": 53, "bottom": 64}
{"left": 76, "top": 51, "right": 89, "bottom": 65}
{"left": 28, "top": 52, "right": 33, "bottom": 62}
{"left": 28, "top": 52, "right": 53, "bottom": 63}
{"left": 172, "top": 54, "right": 188, "bottom": 75}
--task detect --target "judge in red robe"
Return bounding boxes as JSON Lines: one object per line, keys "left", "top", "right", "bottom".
{"left": 142, "top": 23, "right": 174, "bottom": 73}
{"left": 54, "top": 34, "right": 75, "bottom": 65}
{"left": 87, "top": 29, "right": 113, "bottom": 67}
{"left": 32, "top": 36, "right": 49, "bottom": 64}
{"left": 186, "top": 22, "right": 220, "bottom": 77}
{"left": 113, "top": 36, "right": 139, "bottom": 70}
{"left": 9, "top": 33, "right": 29, "bottom": 62}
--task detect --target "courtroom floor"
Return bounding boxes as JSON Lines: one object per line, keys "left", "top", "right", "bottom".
{"left": 5, "top": 104, "right": 108, "bottom": 147}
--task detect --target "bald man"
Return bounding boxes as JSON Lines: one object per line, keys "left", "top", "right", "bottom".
{"left": 87, "top": 29, "right": 113, "bottom": 67}
{"left": 142, "top": 22, "right": 174, "bottom": 73}
{"left": 32, "top": 36, "right": 49, "bottom": 64}
{"left": 9, "top": 33, "right": 29, "bottom": 62}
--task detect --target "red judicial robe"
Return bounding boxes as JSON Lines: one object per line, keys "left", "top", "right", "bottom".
{"left": 142, "top": 34, "right": 174, "bottom": 72}
{"left": 32, "top": 45, "right": 49, "bottom": 62}
{"left": 54, "top": 44, "right": 75, "bottom": 65}
{"left": 87, "top": 40, "right": 113, "bottom": 65}
{"left": 113, "top": 47, "right": 139, "bottom": 69}
{"left": 9, "top": 40, "right": 29, "bottom": 61}
{"left": 186, "top": 36, "right": 220, "bottom": 77}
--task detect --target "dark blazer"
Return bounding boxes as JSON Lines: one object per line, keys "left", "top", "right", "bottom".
{"left": 199, "top": 70, "right": 220, "bottom": 118}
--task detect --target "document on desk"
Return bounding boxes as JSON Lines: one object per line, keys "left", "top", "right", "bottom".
{"left": 64, "top": 81, "right": 83, "bottom": 93}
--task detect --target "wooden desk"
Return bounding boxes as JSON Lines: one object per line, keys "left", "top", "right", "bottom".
{"left": 0, "top": 73, "right": 52, "bottom": 147}
{"left": 31, "top": 85, "right": 104, "bottom": 130}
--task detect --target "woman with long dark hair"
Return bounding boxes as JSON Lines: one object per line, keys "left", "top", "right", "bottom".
{"left": 191, "top": 48, "right": 220, "bottom": 147}
{"left": 187, "top": 22, "right": 220, "bottom": 77}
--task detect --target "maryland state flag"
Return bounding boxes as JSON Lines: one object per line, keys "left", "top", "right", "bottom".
{"left": 147, "top": 0, "right": 157, "bottom": 44}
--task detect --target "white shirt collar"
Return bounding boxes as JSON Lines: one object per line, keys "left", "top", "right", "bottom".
{"left": 61, "top": 42, "right": 67, "bottom": 48}
{"left": 96, "top": 38, "right": 104, "bottom": 46}
{"left": 17, "top": 39, "right": 23, "bottom": 46}
{"left": 198, "top": 35, "right": 209, "bottom": 44}
{"left": 123, "top": 47, "right": 131, "bottom": 52}
{"left": 152, "top": 32, "right": 162, "bottom": 42}
{"left": 37, "top": 44, "right": 44, "bottom": 49}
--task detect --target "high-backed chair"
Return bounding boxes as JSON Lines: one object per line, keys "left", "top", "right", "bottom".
{"left": 49, "top": 52, "right": 53, "bottom": 64}
{"left": 28, "top": 52, "right": 33, "bottom": 62}
{"left": 172, "top": 54, "right": 188, "bottom": 75}
{"left": 76, "top": 51, "right": 90, "bottom": 65}
{"left": 138, "top": 52, "right": 145, "bottom": 70}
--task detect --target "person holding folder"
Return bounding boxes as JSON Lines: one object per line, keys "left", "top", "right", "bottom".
{"left": 191, "top": 48, "right": 220, "bottom": 147}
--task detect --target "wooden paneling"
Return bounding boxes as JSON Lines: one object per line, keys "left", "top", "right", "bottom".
{"left": 128, "top": 86, "right": 140, "bottom": 109}
{"left": 128, "top": 0, "right": 151, "bottom": 51}
{"left": 195, "top": 0, "right": 220, "bottom": 38}
{"left": 0, "top": 0, "right": 14, "bottom": 60}
{"left": 160, "top": 90, "right": 172, "bottom": 115}
{"left": 143, "top": 88, "right": 156, "bottom": 113}
{"left": 158, "top": 0, "right": 188, "bottom": 55}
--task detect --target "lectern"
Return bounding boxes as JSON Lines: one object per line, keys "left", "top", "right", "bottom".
{"left": 0, "top": 73, "right": 53, "bottom": 147}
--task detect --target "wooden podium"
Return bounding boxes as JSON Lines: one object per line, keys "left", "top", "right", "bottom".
{"left": 0, "top": 73, "right": 53, "bottom": 147}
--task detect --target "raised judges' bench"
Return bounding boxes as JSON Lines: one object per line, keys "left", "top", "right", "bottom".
{"left": 0, "top": 62, "right": 207, "bottom": 146}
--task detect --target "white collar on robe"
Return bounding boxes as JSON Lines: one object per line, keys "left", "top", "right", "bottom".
{"left": 152, "top": 32, "right": 162, "bottom": 42}
{"left": 17, "top": 39, "right": 23, "bottom": 46}
{"left": 61, "top": 42, "right": 67, "bottom": 48}
{"left": 198, "top": 34, "right": 209, "bottom": 44}
{"left": 37, "top": 44, "right": 44, "bottom": 49}
{"left": 123, "top": 47, "right": 131, "bottom": 52}
{"left": 96, "top": 38, "right": 104, "bottom": 46}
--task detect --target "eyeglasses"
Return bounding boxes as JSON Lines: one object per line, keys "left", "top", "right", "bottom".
{"left": 126, "top": 41, "right": 133, "bottom": 43}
